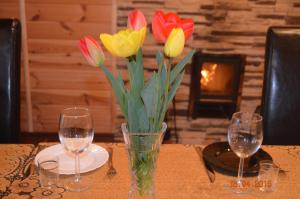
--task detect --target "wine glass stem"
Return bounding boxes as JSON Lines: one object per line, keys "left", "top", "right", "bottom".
{"left": 237, "top": 158, "right": 244, "bottom": 186}
{"left": 75, "top": 153, "right": 81, "bottom": 182}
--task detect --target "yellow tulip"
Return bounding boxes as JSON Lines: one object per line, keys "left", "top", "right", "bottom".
{"left": 100, "top": 27, "right": 146, "bottom": 58}
{"left": 164, "top": 28, "right": 185, "bottom": 58}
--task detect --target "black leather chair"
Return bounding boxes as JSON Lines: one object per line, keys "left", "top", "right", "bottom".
{"left": 261, "top": 26, "right": 300, "bottom": 145}
{"left": 0, "top": 19, "right": 21, "bottom": 143}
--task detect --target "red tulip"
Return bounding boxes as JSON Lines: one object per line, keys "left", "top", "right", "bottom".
{"left": 79, "top": 36, "right": 105, "bottom": 67}
{"left": 127, "top": 10, "right": 147, "bottom": 30}
{"left": 152, "top": 10, "right": 194, "bottom": 43}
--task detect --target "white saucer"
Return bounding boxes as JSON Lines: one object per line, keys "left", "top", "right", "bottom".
{"left": 34, "top": 144, "right": 109, "bottom": 175}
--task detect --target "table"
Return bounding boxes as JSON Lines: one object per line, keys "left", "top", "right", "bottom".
{"left": 0, "top": 143, "right": 300, "bottom": 199}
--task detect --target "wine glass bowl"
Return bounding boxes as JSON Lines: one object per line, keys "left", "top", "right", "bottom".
{"left": 227, "top": 111, "right": 263, "bottom": 193}
{"left": 59, "top": 127, "right": 94, "bottom": 154}
{"left": 59, "top": 107, "right": 94, "bottom": 192}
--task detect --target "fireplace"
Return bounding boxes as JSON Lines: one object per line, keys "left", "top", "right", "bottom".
{"left": 188, "top": 52, "right": 246, "bottom": 119}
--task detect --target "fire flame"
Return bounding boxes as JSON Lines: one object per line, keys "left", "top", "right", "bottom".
{"left": 200, "top": 64, "right": 218, "bottom": 86}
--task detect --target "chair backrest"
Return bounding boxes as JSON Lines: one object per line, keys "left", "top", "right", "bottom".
{"left": 261, "top": 26, "right": 300, "bottom": 145}
{"left": 0, "top": 19, "right": 21, "bottom": 143}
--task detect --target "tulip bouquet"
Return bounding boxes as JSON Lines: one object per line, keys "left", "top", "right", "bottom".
{"left": 80, "top": 10, "right": 194, "bottom": 197}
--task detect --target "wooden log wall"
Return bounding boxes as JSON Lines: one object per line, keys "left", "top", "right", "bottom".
{"left": 0, "top": 0, "right": 116, "bottom": 134}
{"left": 116, "top": 0, "right": 300, "bottom": 144}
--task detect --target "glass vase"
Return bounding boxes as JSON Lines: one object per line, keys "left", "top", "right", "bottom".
{"left": 121, "top": 123, "right": 167, "bottom": 199}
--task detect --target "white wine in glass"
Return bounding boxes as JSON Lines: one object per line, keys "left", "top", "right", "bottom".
{"left": 59, "top": 107, "right": 94, "bottom": 192}
{"left": 227, "top": 112, "right": 263, "bottom": 194}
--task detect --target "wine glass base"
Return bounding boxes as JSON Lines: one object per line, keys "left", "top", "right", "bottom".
{"left": 65, "top": 177, "right": 92, "bottom": 192}
{"left": 224, "top": 179, "right": 253, "bottom": 194}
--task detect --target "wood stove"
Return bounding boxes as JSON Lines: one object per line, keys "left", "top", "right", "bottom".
{"left": 188, "top": 52, "right": 246, "bottom": 119}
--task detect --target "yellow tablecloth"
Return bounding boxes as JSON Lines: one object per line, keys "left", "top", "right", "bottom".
{"left": 0, "top": 143, "right": 299, "bottom": 199}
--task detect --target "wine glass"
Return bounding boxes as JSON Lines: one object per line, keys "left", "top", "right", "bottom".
{"left": 59, "top": 107, "right": 94, "bottom": 192}
{"left": 227, "top": 111, "right": 263, "bottom": 193}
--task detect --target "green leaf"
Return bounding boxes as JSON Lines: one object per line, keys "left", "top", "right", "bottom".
{"left": 127, "top": 61, "right": 135, "bottom": 88}
{"left": 170, "top": 50, "right": 195, "bottom": 84}
{"left": 136, "top": 48, "right": 143, "bottom": 68}
{"left": 137, "top": 106, "right": 150, "bottom": 132}
{"left": 117, "top": 71, "right": 128, "bottom": 116}
{"left": 156, "top": 51, "right": 164, "bottom": 72}
{"left": 127, "top": 93, "right": 139, "bottom": 132}
{"left": 99, "top": 64, "right": 127, "bottom": 119}
{"left": 117, "top": 71, "right": 126, "bottom": 93}
{"left": 159, "top": 63, "right": 167, "bottom": 95}
{"left": 127, "top": 92, "right": 149, "bottom": 132}
{"left": 128, "top": 49, "right": 144, "bottom": 95}
{"left": 168, "top": 70, "right": 185, "bottom": 104}
{"left": 141, "top": 72, "right": 159, "bottom": 120}
{"left": 154, "top": 64, "right": 167, "bottom": 131}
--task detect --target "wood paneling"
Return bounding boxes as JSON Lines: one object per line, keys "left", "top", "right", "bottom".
{"left": 0, "top": 0, "right": 115, "bottom": 134}
{"left": 21, "top": 104, "right": 112, "bottom": 132}
{"left": 27, "top": 0, "right": 112, "bottom": 4}
{"left": 27, "top": 4, "right": 112, "bottom": 23}
{"left": 27, "top": 21, "right": 111, "bottom": 40}
{"left": 1, "top": 0, "right": 112, "bottom": 4}
{"left": 0, "top": 3, "right": 20, "bottom": 18}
